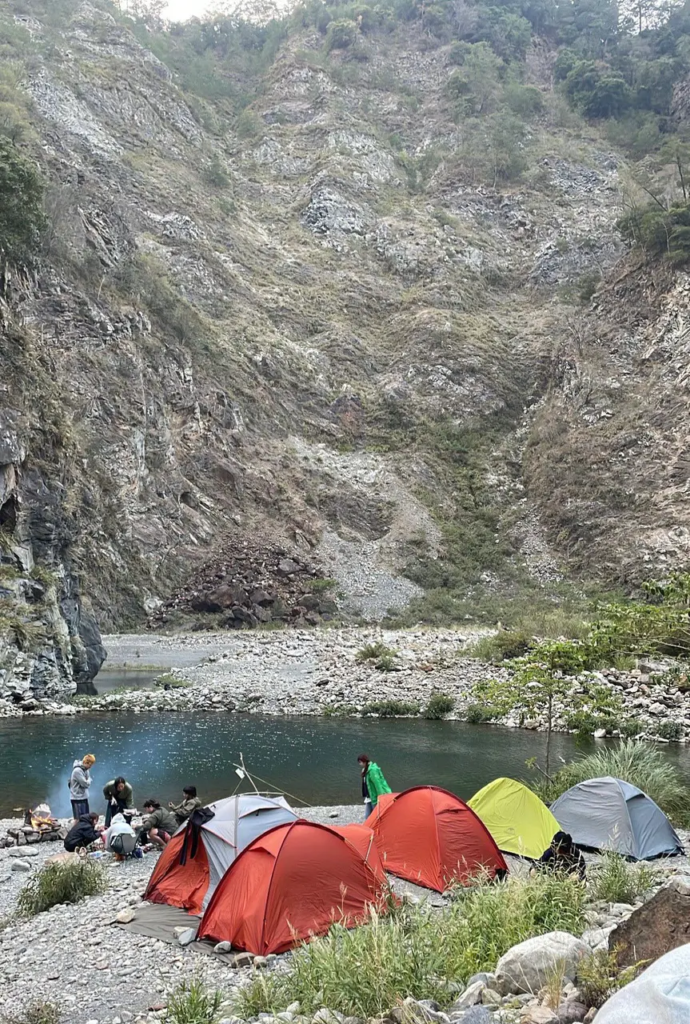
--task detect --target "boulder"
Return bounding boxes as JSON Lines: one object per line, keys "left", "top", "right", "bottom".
{"left": 177, "top": 927, "right": 197, "bottom": 946}
{"left": 495, "top": 932, "right": 590, "bottom": 995}
{"left": 8, "top": 845, "right": 39, "bottom": 857}
{"left": 556, "top": 1001, "right": 588, "bottom": 1024}
{"left": 10, "top": 859, "right": 32, "bottom": 872}
{"left": 521, "top": 1009, "right": 558, "bottom": 1024}
{"left": 608, "top": 884, "right": 690, "bottom": 967}
{"left": 115, "top": 908, "right": 136, "bottom": 924}
{"left": 214, "top": 940, "right": 233, "bottom": 953}
{"left": 451, "top": 1010, "right": 493, "bottom": 1024}
{"left": 449, "top": 982, "right": 485, "bottom": 1011}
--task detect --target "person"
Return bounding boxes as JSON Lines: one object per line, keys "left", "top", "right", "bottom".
{"left": 69, "top": 754, "right": 96, "bottom": 821}
{"left": 64, "top": 812, "right": 103, "bottom": 853}
{"left": 539, "top": 831, "right": 587, "bottom": 880}
{"left": 103, "top": 812, "right": 138, "bottom": 860}
{"left": 358, "top": 754, "right": 391, "bottom": 819}
{"left": 140, "top": 798, "right": 178, "bottom": 850}
{"left": 169, "top": 785, "right": 202, "bottom": 826}
{"left": 103, "top": 776, "right": 134, "bottom": 827}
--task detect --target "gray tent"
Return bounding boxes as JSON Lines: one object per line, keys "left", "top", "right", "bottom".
{"left": 550, "top": 776, "right": 683, "bottom": 860}
{"left": 145, "top": 793, "right": 297, "bottom": 912}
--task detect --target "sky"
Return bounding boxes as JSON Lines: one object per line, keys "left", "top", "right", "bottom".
{"left": 163, "top": 0, "right": 215, "bottom": 20}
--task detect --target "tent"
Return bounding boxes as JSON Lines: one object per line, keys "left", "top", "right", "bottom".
{"left": 144, "top": 794, "right": 297, "bottom": 914}
{"left": 550, "top": 776, "right": 684, "bottom": 860}
{"left": 469, "top": 777, "right": 560, "bottom": 859}
{"left": 367, "top": 786, "right": 508, "bottom": 891}
{"left": 197, "top": 820, "right": 388, "bottom": 954}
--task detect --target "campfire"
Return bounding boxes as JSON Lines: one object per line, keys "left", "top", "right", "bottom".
{"left": 0, "top": 803, "right": 66, "bottom": 849}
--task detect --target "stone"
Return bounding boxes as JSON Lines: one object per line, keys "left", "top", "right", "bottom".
{"left": 495, "top": 932, "right": 590, "bottom": 996}
{"left": 521, "top": 1010, "right": 558, "bottom": 1024}
{"left": 230, "top": 951, "right": 255, "bottom": 968}
{"left": 581, "top": 927, "right": 614, "bottom": 950}
{"left": 8, "top": 846, "right": 39, "bottom": 858}
{"left": 115, "top": 908, "right": 136, "bottom": 924}
{"left": 608, "top": 883, "right": 690, "bottom": 967}
{"left": 449, "top": 982, "right": 485, "bottom": 1011}
{"left": 214, "top": 940, "right": 233, "bottom": 953}
{"left": 582, "top": 1012, "right": 596, "bottom": 1024}
{"left": 479, "top": 989, "right": 501, "bottom": 1007}
{"left": 557, "top": 1001, "right": 588, "bottom": 1024}
{"left": 176, "top": 927, "right": 197, "bottom": 946}
{"left": 253, "top": 956, "right": 269, "bottom": 969}
{"left": 10, "top": 859, "right": 32, "bottom": 872}
{"left": 451, "top": 1010, "right": 493, "bottom": 1024}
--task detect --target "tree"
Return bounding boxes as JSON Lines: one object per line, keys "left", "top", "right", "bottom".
{"left": 0, "top": 138, "right": 45, "bottom": 265}
{"left": 446, "top": 41, "right": 504, "bottom": 115}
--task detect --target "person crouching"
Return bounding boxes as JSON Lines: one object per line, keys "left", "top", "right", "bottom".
{"left": 140, "top": 799, "right": 178, "bottom": 850}
{"left": 64, "top": 813, "right": 103, "bottom": 854}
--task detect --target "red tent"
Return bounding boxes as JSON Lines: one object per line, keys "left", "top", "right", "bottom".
{"left": 367, "top": 786, "right": 508, "bottom": 891}
{"left": 197, "top": 820, "right": 388, "bottom": 954}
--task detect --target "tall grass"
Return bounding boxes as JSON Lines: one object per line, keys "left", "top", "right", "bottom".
{"left": 17, "top": 860, "right": 107, "bottom": 917}
{"left": 234, "top": 873, "right": 586, "bottom": 1018}
{"left": 589, "top": 851, "right": 660, "bottom": 904}
{"left": 166, "top": 978, "right": 223, "bottom": 1024}
{"left": 1, "top": 1005, "right": 61, "bottom": 1024}
{"left": 528, "top": 740, "right": 690, "bottom": 822}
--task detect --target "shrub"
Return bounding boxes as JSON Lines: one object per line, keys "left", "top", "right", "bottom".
{"left": 565, "top": 711, "right": 617, "bottom": 736}
{"left": 356, "top": 642, "right": 398, "bottom": 671}
{"left": 362, "top": 699, "right": 420, "bottom": 717}
{"left": 655, "top": 719, "right": 683, "bottom": 741}
{"left": 0, "top": 136, "right": 45, "bottom": 264}
{"left": 465, "top": 703, "right": 496, "bottom": 723}
{"left": 424, "top": 693, "right": 455, "bottom": 719}
{"left": 589, "top": 850, "right": 660, "bottom": 904}
{"left": 233, "top": 873, "right": 586, "bottom": 1018}
{"left": 534, "top": 740, "right": 690, "bottom": 822}
{"left": 470, "top": 630, "right": 534, "bottom": 663}
{"left": 1, "top": 1004, "right": 62, "bottom": 1024}
{"left": 619, "top": 719, "right": 645, "bottom": 737}
{"left": 17, "top": 860, "right": 107, "bottom": 917}
{"left": 166, "top": 978, "right": 223, "bottom": 1024}
{"left": 578, "top": 948, "right": 643, "bottom": 1008}
{"left": 325, "top": 19, "right": 357, "bottom": 51}
{"left": 201, "top": 154, "right": 230, "bottom": 188}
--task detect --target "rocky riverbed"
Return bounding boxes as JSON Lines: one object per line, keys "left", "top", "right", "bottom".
{"left": 3, "top": 628, "right": 690, "bottom": 746}
{"left": 2, "top": 807, "right": 690, "bottom": 1024}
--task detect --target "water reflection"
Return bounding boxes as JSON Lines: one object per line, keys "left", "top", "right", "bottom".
{"left": 76, "top": 669, "right": 159, "bottom": 697}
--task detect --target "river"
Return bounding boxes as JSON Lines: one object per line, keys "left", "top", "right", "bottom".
{"left": 0, "top": 711, "right": 617, "bottom": 818}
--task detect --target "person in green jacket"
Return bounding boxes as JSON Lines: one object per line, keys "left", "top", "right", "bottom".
{"left": 103, "top": 776, "right": 134, "bottom": 827}
{"left": 358, "top": 754, "right": 391, "bottom": 819}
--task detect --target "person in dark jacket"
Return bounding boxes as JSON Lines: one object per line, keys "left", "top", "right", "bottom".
{"left": 169, "top": 785, "right": 202, "bottom": 826}
{"left": 103, "top": 776, "right": 134, "bottom": 827}
{"left": 64, "top": 813, "right": 103, "bottom": 853}
{"left": 539, "top": 831, "right": 587, "bottom": 880}
{"left": 140, "top": 799, "right": 178, "bottom": 849}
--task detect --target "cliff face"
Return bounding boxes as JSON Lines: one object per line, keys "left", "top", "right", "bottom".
{"left": 0, "top": 0, "right": 687, "bottom": 699}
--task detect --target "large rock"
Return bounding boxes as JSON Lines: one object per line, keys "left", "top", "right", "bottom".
{"left": 494, "top": 932, "right": 590, "bottom": 995}
{"left": 608, "top": 883, "right": 690, "bottom": 968}
{"left": 595, "top": 942, "right": 690, "bottom": 1023}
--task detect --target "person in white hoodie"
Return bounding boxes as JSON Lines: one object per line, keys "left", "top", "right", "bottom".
{"left": 69, "top": 754, "right": 95, "bottom": 822}
{"left": 103, "top": 813, "right": 137, "bottom": 859}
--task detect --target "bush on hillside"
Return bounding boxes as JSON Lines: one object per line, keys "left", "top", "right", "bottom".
{"left": 325, "top": 19, "right": 358, "bottom": 51}
{"left": 233, "top": 872, "right": 586, "bottom": 1018}
{"left": 470, "top": 630, "right": 534, "bottom": 662}
{"left": 17, "top": 860, "right": 107, "bottom": 917}
{"left": 0, "top": 137, "right": 45, "bottom": 265}
{"left": 528, "top": 740, "right": 690, "bottom": 822}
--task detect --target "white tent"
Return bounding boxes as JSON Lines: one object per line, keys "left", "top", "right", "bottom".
{"left": 145, "top": 793, "right": 297, "bottom": 912}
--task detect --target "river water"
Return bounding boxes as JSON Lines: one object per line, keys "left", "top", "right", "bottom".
{"left": 0, "top": 711, "right": 614, "bottom": 818}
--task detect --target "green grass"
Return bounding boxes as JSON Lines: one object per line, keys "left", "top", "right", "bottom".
{"left": 233, "top": 872, "right": 586, "bottom": 1018}
{"left": 589, "top": 851, "right": 660, "bottom": 904}
{"left": 355, "top": 642, "right": 398, "bottom": 671}
{"left": 577, "top": 949, "right": 643, "bottom": 1008}
{"left": 166, "top": 978, "right": 223, "bottom": 1024}
{"left": 362, "top": 699, "right": 420, "bottom": 717}
{"left": 470, "top": 630, "right": 534, "bottom": 662}
{"left": 0, "top": 1004, "right": 62, "bottom": 1024}
{"left": 17, "top": 860, "right": 107, "bottom": 917}
{"left": 528, "top": 740, "right": 690, "bottom": 822}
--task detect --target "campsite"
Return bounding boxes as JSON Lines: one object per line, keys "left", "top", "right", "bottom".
{"left": 3, "top": 750, "right": 690, "bottom": 1024}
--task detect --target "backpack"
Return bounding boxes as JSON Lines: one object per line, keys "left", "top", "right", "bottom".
{"left": 110, "top": 832, "right": 136, "bottom": 857}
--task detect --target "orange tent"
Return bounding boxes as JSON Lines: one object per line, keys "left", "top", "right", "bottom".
{"left": 367, "top": 786, "right": 508, "bottom": 891}
{"left": 197, "top": 820, "right": 389, "bottom": 954}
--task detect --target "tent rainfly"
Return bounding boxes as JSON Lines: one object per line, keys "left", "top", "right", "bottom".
{"left": 144, "top": 794, "right": 297, "bottom": 914}
{"left": 197, "top": 820, "right": 388, "bottom": 954}
{"left": 550, "top": 776, "right": 684, "bottom": 860}
{"left": 469, "top": 777, "right": 560, "bottom": 859}
{"left": 367, "top": 785, "right": 508, "bottom": 891}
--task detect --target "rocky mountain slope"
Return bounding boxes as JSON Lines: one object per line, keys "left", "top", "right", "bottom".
{"left": 2, "top": 0, "right": 690, "bottom": 698}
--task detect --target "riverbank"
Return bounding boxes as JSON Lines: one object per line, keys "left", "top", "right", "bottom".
{"left": 4, "top": 627, "right": 690, "bottom": 745}
{"left": 2, "top": 807, "right": 690, "bottom": 1024}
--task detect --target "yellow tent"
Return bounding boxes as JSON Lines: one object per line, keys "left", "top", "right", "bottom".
{"left": 468, "top": 777, "right": 559, "bottom": 859}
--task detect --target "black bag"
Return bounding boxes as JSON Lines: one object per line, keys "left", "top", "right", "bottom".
{"left": 111, "top": 832, "right": 136, "bottom": 857}
{"left": 179, "top": 806, "right": 215, "bottom": 865}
